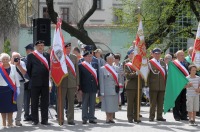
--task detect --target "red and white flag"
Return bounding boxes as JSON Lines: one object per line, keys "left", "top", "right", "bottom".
{"left": 50, "top": 18, "right": 68, "bottom": 86}
{"left": 132, "top": 19, "right": 149, "bottom": 83}
{"left": 192, "top": 22, "right": 200, "bottom": 69}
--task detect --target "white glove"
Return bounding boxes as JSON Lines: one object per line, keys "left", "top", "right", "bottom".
{"left": 17, "top": 87, "right": 20, "bottom": 96}
{"left": 119, "top": 89, "right": 123, "bottom": 94}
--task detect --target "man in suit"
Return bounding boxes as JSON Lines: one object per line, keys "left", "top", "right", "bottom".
{"left": 79, "top": 45, "right": 99, "bottom": 124}
{"left": 173, "top": 50, "right": 189, "bottom": 121}
{"left": 26, "top": 40, "right": 50, "bottom": 125}
{"left": 57, "top": 42, "right": 79, "bottom": 125}
{"left": 124, "top": 48, "right": 142, "bottom": 123}
{"left": 22, "top": 43, "right": 34, "bottom": 122}
{"left": 148, "top": 48, "right": 167, "bottom": 122}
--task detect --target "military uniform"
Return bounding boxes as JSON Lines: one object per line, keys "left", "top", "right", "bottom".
{"left": 148, "top": 58, "right": 166, "bottom": 121}
{"left": 124, "top": 58, "right": 142, "bottom": 122}
{"left": 57, "top": 53, "right": 79, "bottom": 124}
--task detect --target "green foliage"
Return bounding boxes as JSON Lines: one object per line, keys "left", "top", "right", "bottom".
{"left": 114, "top": 0, "right": 199, "bottom": 53}
{"left": 3, "top": 39, "right": 11, "bottom": 55}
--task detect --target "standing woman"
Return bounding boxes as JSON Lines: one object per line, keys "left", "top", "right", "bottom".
{"left": 100, "top": 53, "right": 123, "bottom": 123}
{"left": 0, "top": 53, "right": 20, "bottom": 128}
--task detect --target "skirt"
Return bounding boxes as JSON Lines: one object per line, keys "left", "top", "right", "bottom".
{"left": 101, "top": 95, "right": 118, "bottom": 113}
{"left": 0, "top": 86, "right": 17, "bottom": 113}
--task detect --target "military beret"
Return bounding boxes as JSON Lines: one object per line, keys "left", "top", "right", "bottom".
{"left": 35, "top": 40, "right": 45, "bottom": 45}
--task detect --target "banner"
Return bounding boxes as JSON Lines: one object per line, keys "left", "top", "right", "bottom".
{"left": 132, "top": 18, "right": 149, "bottom": 83}
{"left": 192, "top": 22, "right": 200, "bottom": 70}
{"left": 50, "top": 18, "right": 68, "bottom": 86}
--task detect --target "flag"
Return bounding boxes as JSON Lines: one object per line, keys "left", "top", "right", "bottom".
{"left": 163, "top": 62, "right": 189, "bottom": 114}
{"left": 192, "top": 22, "right": 200, "bottom": 69}
{"left": 50, "top": 18, "right": 68, "bottom": 86}
{"left": 132, "top": 18, "right": 149, "bottom": 83}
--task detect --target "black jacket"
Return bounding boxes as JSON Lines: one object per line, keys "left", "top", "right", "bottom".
{"left": 26, "top": 52, "right": 50, "bottom": 87}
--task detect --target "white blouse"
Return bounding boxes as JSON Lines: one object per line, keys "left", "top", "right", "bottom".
{"left": 0, "top": 64, "right": 20, "bottom": 87}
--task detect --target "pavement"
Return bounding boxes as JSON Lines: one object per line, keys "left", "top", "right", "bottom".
{"left": 0, "top": 105, "right": 200, "bottom": 132}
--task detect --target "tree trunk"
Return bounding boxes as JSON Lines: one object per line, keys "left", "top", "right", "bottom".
{"left": 46, "top": 0, "right": 97, "bottom": 49}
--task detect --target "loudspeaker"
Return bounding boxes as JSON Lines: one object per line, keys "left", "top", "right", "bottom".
{"left": 33, "top": 18, "right": 51, "bottom": 46}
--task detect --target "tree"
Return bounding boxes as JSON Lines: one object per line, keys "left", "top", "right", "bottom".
{"left": 3, "top": 39, "right": 11, "bottom": 55}
{"left": 46, "top": 0, "right": 97, "bottom": 48}
{"left": 0, "top": 0, "right": 19, "bottom": 42}
{"left": 114, "top": 0, "right": 200, "bottom": 53}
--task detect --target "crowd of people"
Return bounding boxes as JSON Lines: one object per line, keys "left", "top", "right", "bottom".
{"left": 0, "top": 40, "right": 199, "bottom": 129}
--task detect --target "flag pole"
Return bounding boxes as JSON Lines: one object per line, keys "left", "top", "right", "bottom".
{"left": 136, "top": 6, "right": 141, "bottom": 124}
{"left": 57, "top": 85, "right": 63, "bottom": 125}
{"left": 137, "top": 74, "right": 140, "bottom": 123}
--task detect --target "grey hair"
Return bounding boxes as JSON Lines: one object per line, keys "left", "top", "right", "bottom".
{"left": 188, "top": 47, "right": 193, "bottom": 53}
{"left": 0, "top": 53, "right": 10, "bottom": 61}
{"left": 12, "top": 51, "right": 21, "bottom": 57}
{"left": 164, "top": 54, "right": 172, "bottom": 61}
{"left": 175, "top": 50, "right": 184, "bottom": 57}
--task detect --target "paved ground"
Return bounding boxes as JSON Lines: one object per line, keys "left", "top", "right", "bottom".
{"left": 0, "top": 105, "right": 200, "bottom": 132}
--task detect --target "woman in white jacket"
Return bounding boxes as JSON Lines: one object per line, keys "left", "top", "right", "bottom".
{"left": 0, "top": 53, "right": 20, "bottom": 128}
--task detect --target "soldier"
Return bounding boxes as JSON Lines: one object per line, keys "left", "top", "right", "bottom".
{"left": 148, "top": 48, "right": 166, "bottom": 122}
{"left": 57, "top": 42, "right": 79, "bottom": 125}
{"left": 124, "top": 48, "right": 142, "bottom": 123}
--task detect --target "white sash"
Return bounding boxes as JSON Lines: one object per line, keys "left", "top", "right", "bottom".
{"left": 105, "top": 64, "right": 118, "bottom": 84}
{"left": 66, "top": 55, "right": 76, "bottom": 77}
{"left": 33, "top": 50, "right": 49, "bottom": 70}
{"left": 173, "top": 60, "right": 189, "bottom": 76}
{"left": 149, "top": 58, "right": 165, "bottom": 78}
{"left": 82, "top": 61, "right": 98, "bottom": 85}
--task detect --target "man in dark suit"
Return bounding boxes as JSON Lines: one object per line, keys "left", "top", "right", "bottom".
{"left": 79, "top": 45, "right": 99, "bottom": 124}
{"left": 26, "top": 40, "right": 50, "bottom": 125}
{"left": 22, "top": 43, "right": 34, "bottom": 121}
{"left": 173, "top": 50, "right": 189, "bottom": 121}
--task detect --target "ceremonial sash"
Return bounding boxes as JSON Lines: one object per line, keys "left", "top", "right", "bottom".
{"left": 105, "top": 64, "right": 119, "bottom": 85}
{"left": 81, "top": 61, "right": 98, "bottom": 85}
{"left": 66, "top": 55, "right": 76, "bottom": 77}
{"left": 0, "top": 64, "right": 17, "bottom": 104}
{"left": 33, "top": 51, "right": 49, "bottom": 70}
{"left": 149, "top": 58, "right": 166, "bottom": 80}
{"left": 173, "top": 60, "right": 189, "bottom": 76}
{"left": 125, "top": 62, "right": 136, "bottom": 71}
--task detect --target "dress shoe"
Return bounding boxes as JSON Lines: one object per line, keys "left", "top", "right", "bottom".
{"left": 175, "top": 118, "right": 180, "bottom": 121}
{"left": 134, "top": 119, "right": 141, "bottom": 123}
{"left": 157, "top": 118, "right": 166, "bottom": 121}
{"left": 89, "top": 120, "right": 97, "bottom": 124}
{"left": 15, "top": 121, "right": 22, "bottom": 126}
{"left": 82, "top": 120, "right": 87, "bottom": 124}
{"left": 181, "top": 118, "right": 189, "bottom": 121}
{"left": 139, "top": 114, "right": 142, "bottom": 117}
{"left": 24, "top": 117, "right": 32, "bottom": 121}
{"left": 68, "top": 122, "right": 75, "bottom": 125}
{"left": 109, "top": 120, "right": 115, "bottom": 123}
{"left": 149, "top": 118, "right": 154, "bottom": 122}
{"left": 128, "top": 120, "right": 133, "bottom": 123}
{"left": 106, "top": 120, "right": 110, "bottom": 124}
{"left": 41, "top": 121, "right": 50, "bottom": 125}
{"left": 32, "top": 122, "right": 38, "bottom": 125}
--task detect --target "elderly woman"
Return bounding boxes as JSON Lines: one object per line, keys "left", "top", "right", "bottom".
{"left": 99, "top": 53, "right": 123, "bottom": 123}
{"left": 0, "top": 53, "right": 20, "bottom": 128}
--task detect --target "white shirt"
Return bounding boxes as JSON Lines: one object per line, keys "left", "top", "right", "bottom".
{"left": 16, "top": 61, "right": 27, "bottom": 81}
{"left": 0, "top": 64, "right": 20, "bottom": 87}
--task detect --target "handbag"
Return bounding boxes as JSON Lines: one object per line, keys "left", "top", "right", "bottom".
{"left": 115, "top": 85, "right": 119, "bottom": 93}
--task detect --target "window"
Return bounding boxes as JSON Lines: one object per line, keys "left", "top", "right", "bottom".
{"left": 43, "top": 7, "right": 49, "bottom": 18}
{"left": 97, "top": 0, "right": 102, "bottom": 10}
{"left": 61, "top": 8, "right": 69, "bottom": 23}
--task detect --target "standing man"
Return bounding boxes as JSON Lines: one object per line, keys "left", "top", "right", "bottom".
{"left": 173, "top": 50, "right": 189, "bottom": 121}
{"left": 79, "top": 45, "right": 99, "bottom": 124}
{"left": 57, "top": 42, "right": 79, "bottom": 125}
{"left": 22, "top": 43, "right": 34, "bottom": 122}
{"left": 11, "top": 52, "right": 27, "bottom": 126}
{"left": 124, "top": 48, "right": 142, "bottom": 123}
{"left": 26, "top": 40, "right": 50, "bottom": 125}
{"left": 148, "top": 48, "right": 166, "bottom": 122}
